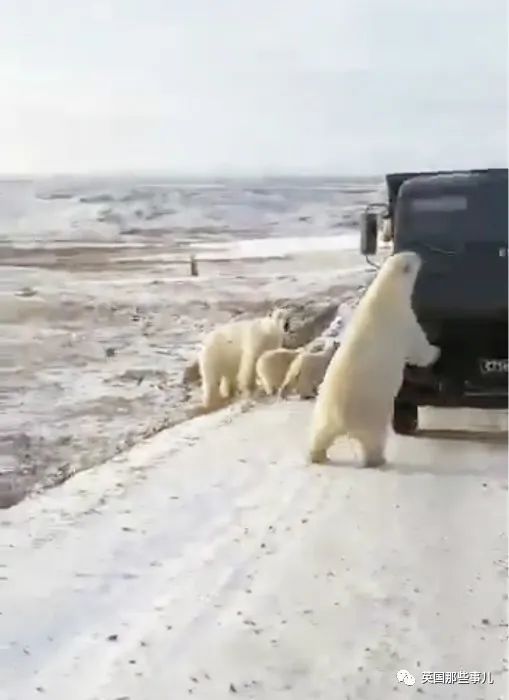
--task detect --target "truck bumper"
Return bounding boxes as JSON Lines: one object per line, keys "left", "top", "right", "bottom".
{"left": 398, "top": 366, "right": 508, "bottom": 409}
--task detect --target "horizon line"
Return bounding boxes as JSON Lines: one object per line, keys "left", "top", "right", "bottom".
{"left": 0, "top": 170, "right": 387, "bottom": 181}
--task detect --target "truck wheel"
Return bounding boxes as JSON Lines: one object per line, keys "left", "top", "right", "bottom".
{"left": 392, "top": 401, "right": 418, "bottom": 435}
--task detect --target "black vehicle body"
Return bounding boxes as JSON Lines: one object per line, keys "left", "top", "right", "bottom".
{"left": 361, "top": 168, "right": 508, "bottom": 433}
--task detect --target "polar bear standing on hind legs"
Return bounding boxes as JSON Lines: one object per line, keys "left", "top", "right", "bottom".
{"left": 309, "top": 252, "right": 440, "bottom": 467}
{"left": 199, "top": 308, "right": 290, "bottom": 411}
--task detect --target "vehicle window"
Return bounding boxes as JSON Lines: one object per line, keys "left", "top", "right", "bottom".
{"left": 403, "top": 197, "right": 468, "bottom": 238}
{"left": 410, "top": 196, "right": 468, "bottom": 212}
{"left": 405, "top": 191, "right": 507, "bottom": 241}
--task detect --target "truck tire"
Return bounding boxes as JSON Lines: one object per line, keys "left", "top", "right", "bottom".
{"left": 392, "top": 401, "right": 418, "bottom": 435}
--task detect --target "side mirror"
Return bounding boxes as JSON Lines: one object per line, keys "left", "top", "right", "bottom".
{"left": 360, "top": 210, "right": 378, "bottom": 255}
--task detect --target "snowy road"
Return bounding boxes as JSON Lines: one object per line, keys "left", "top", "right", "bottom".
{"left": 1, "top": 401, "right": 507, "bottom": 700}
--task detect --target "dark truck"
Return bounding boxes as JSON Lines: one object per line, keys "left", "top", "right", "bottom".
{"left": 360, "top": 168, "right": 508, "bottom": 434}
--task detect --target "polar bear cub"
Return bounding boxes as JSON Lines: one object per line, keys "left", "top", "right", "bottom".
{"left": 309, "top": 252, "right": 440, "bottom": 466}
{"left": 280, "top": 339, "right": 339, "bottom": 399}
{"left": 256, "top": 348, "right": 300, "bottom": 396}
{"left": 199, "top": 308, "right": 290, "bottom": 410}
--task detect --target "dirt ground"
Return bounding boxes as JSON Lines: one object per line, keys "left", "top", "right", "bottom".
{"left": 0, "top": 240, "right": 371, "bottom": 507}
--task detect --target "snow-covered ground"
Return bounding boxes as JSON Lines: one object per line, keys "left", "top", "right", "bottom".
{"left": 1, "top": 401, "right": 507, "bottom": 699}
{"left": 191, "top": 233, "right": 359, "bottom": 259}
{"left": 0, "top": 242, "right": 372, "bottom": 506}
{"left": 1, "top": 175, "right": 506, "bottom": 698}
{"left": 0, "top": 176, "right": 383, "bottom": 505}
{"left": 0, "top": 176, "right": 382, "bottom": 245}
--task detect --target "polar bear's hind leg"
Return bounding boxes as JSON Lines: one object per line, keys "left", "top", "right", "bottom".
{"left": 259, "top": 372, "right": 275, "bottom": 396}
{"left": 354, "top": 429, "right": 387, "bottom": 468}
{"left": 309, "top": 419, "right": 343, "bottom": 464}
{"left": 199, "top": 353, "right": 223, "bottom": 410}
{"left": 238, "top": 350, "right": 258, "bottom": 397}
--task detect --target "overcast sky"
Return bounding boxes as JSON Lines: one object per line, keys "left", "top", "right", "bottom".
{"left": 0, "top": 0, "right": 507, "bottom": 175}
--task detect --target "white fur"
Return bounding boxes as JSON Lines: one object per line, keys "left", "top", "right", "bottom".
{"left": 309, "top": 252, "right": 440, "bottom": 466}
{"left": 280, "top": 339, "right": 338, "bottom": 400}
{"left": 256, "top": 348, "right": 299, "bottom": 396}
{"left": 199, "top": 308, "right": 289, "bottom": 410}
{"left": 380, "top": 217, "right": 393, "bottom": 242}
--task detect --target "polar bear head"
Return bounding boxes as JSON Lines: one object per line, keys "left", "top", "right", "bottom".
{"left": 375, "top": 251, "right": 422, "bottom": 297}
{"left": 360, "top": 251, "right": 422, "bottom": 319}
{"left": 325, "top": 338, "right": 340, "bottom": 356}
{"left": 307, "top": 337, "right": 339, "bottom": 355}
{"left": 270, "top": 307, "right": 291, "bottom": 333}
{"left": 392, "top": 250, "right": 422, "bottom": 276}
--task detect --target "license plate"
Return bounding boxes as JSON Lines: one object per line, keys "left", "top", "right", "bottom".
{"left": 479, "top": 359, "right": 509, "bottom": 375}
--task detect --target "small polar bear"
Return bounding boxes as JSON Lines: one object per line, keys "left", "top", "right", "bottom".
{"left": 199, "top": 308, "right": 290, "bottom": 410}
{"left": 308, "top": 251, "right": 440, "bottom": 466}
{"left": 256, "top": 348, "right": 300, "bottom": 396}
{"left": 279, "top": 339, "right": 339, "bottom": 400}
